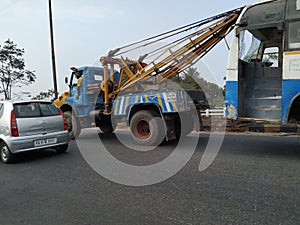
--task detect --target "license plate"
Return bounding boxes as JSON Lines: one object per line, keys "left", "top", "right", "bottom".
{"left": 34, "top": 138, "right": 57, "bottom": 147}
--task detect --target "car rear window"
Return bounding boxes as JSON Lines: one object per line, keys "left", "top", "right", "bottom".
{"left": 39, "top": 103, "right": 60, "bottom": 116}
{"left": 13, "top": 102, "right": 60, "bottom": 118}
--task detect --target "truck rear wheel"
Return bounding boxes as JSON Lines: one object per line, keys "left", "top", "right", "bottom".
{"left": 64, "top": 111, "right": 81, "bottom": 139}
{"left": 130, "top": 110, "right": 165, "bottom": 146}
{"left": 175, "top": 113, "right": 194, "bottom": 138}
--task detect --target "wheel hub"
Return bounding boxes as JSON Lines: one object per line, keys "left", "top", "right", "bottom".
{"left": 1, "top": 146, "right": 8, "bottom": 160}
{"left": 136, "top": 119, "right": 151, "bottom": 139}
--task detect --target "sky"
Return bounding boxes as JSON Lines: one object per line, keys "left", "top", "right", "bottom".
{"left": 0, "top": 0, "right": 257, "bottom": 98}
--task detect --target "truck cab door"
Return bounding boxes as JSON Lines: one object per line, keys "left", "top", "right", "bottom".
{"left": 67, "top": 72, "right": 83, "bottom": 105}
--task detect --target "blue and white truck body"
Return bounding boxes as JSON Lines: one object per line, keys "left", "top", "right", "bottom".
{"left": 56, "top": 66, "right": 201, "bottom": 144}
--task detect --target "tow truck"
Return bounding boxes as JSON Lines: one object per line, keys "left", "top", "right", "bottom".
{"left": 54, "top": 7, "right": 243, "bottom": 145}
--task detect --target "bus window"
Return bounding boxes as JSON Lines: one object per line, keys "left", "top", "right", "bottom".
{"left": 287, "top": 0, "right": 300, "bottom": 19}
{"left": 262, "top": 47, "right": 279, "bottom": 67}
{"left": 288, "top": 21, "right": 300, "bottom": 49}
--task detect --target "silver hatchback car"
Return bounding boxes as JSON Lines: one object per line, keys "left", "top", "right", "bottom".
{"left": 0, "top": 100, "right": 70, "bottom": 163}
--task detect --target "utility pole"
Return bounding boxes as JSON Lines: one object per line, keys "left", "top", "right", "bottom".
{"left": 48, "top": 0, "right": 58, "bottom": 99}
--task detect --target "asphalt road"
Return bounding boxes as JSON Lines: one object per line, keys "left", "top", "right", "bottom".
{"left": 0, "top": 130, "right": 299, "bottom": 225}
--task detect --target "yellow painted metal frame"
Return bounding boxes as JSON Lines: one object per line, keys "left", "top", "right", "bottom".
{"left": 100, "top": 11, "right": 241, "bottom": 114}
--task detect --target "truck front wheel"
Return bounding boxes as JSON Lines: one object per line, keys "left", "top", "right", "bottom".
{"left": 97, "top": 115, "right": 115, "bottom": 134}
{"left": 130, "top": 110, "right": 165, "bottom": 146}
{"left": 64, "top": 111, "right": 81, "bottom": 139}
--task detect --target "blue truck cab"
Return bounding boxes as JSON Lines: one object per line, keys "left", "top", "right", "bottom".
{"left": 64, "top": 66, "right": 118, "bottom": 117}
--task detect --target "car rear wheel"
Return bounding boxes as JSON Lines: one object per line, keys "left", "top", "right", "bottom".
{"left": 56, "top": 144, "right": 69, "bottom": 153}
{"left": 64, "top": 111, "right": 81, "bottom": 139}
{"left": 0, "top": 142, "right": 14, "bottom": 164}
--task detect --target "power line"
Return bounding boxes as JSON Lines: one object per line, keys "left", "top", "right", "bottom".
{"left": 114, "top": 7, "right": 244, "bottom": 57}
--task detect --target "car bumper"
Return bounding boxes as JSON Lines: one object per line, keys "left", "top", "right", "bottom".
{"left": 7, "top": 131, "right": 70, "bottom": 154}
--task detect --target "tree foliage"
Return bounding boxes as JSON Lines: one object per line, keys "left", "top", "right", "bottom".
{"left": 32, "top": 89, "right": 56, "bottom": 100}
{"left": 0, "top": 39, "right": 36, "bottom": 100}
{"left": 165, "top": 67, "right": 225, "bottom": 106}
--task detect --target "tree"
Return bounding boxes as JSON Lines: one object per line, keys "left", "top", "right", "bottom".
{"left": 164, "top": 67, "right": 225, "bottom": 106}
{"left": 0, "top": 39, "right": 36, "bottom": 100}
{"left": 180, "top": 67, "right": 201, "bottom": 90}
{"left": 32, "top": 89, "right": 56, "bottom": 100}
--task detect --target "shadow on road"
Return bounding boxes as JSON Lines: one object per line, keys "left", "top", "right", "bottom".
{"left": 7, "top": 149, "right": 69, "bottom": 164}
{"left": 220, "top": 133, "right": 300, "bottom": 158}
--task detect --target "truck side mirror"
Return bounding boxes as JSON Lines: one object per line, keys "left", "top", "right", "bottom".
{"left": 65, "top": 77, "right": 69, "bottom": 84}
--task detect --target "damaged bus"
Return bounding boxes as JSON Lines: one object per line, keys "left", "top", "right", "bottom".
{"left": 225, "top": 0, "right": 300, "bottom": 132}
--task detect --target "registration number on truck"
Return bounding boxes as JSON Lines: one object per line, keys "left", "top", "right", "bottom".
{"left": 166, "top": 92, "right": 177, "bottom": 102}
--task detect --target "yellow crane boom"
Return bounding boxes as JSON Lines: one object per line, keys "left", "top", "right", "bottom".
{"left": 100, "top": 7, "right": 244, "bottom": 114}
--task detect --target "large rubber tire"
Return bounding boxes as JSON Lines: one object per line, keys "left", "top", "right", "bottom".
{"left": 96, "top": 115, "right": 115, "bottom": 134}
{"left": 130, "top": 110, "right": 165, "bottom": 146}
{"left": 0, "top": 142, "right": 14, "bottom": 164}
{"left": 56, "top": 144, "right": 69, "bottom": 153}
{"left": 175, "top": 113, "right": 194, "bottom": 138}
{"left": 64, "top": 111, "right": 81, "bottom": 139}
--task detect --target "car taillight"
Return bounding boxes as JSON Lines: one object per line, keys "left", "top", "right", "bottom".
{"left": 11, "top": 110, "right": 19, "bottom": 137}
{"left": 59, "top": 110, "right": 68, "bottom": 130}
